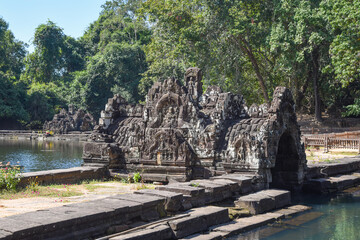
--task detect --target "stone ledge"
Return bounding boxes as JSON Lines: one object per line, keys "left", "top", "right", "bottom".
{"left": 18, "top": 166, "right": 107, "bottom": 187}
{"left": 210, "top": 205, "right": 311, "bottom": 238}
{"left": 234, "top": 189, "right": 291, "bottom": 214}
{"left": 110, "top": 224, "right": 173, "bottom": 240}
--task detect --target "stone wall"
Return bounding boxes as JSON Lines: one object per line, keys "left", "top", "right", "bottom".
{"left": 83, "top": 68, "right": 306, "bottom": 189}
{"left": 18, "top": 167, "right": 107, "bottom": 187}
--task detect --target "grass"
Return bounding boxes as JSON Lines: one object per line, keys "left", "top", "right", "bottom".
{"left": 0, "top": 184, "right": 82, "bottom": 200}
{"left": 0, "top": 178, "right": 155, "bottom": 200}
{"left": 329, "top": 151, "right": 358, "bottom": 156}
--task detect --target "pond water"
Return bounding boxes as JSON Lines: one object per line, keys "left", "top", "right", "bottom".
{"left": 230, "top": 191, "right": 360, "bottom": 240}
{"left": 0, "top": 139, "right": 83, "bottom": 172}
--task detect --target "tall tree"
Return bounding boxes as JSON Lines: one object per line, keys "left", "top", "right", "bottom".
{"left": 140, "top": 0, "right": 277, "bottom": 104}
{"left": 78, "top": 0, "right": 150, "bottom": 117}
{"left": 270, "top": 0, "right": 332, "bottom": 121}
{"left": 0, "top": 18, "right": 28, "bottom": 122}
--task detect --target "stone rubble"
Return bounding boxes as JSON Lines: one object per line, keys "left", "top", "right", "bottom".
{"left": 43, "top": 104, "right": 96, "bottom": 134}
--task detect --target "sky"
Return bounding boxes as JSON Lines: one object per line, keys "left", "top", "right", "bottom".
{"left": 0, "top": 0, "right": 107, "bottom": 52}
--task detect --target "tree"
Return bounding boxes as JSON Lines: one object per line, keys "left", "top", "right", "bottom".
{"left": 22, "top": 20, "right": 85, "bottom": 84}
{"left": 0, "top": 72, "right": 29, "bottom": 122}
{"left": 269, "top": 0, "right": 332, "bottom": 121}
{"left": 0, "top": 18, "right": 28, "bottom": 123}
{"left": 140, "top": 0, "right": 277, "bottom": 104}
{"left": 78, "top": 0, "right": 150, "bottom": 117}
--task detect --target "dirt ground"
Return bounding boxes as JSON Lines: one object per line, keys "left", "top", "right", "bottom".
{"left": 0, "top": 182, "right": 144, "bottom": 218}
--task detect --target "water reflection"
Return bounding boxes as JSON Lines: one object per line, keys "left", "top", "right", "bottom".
{"left": 0, "top": 139, "right": 83, "bottom": 172}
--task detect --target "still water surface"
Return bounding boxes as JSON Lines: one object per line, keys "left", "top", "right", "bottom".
{"left": 0, "top": 139, "right": 83, "bottom": 172}
{"left": 230, "top": 192, "right": 360, "bottom": 240}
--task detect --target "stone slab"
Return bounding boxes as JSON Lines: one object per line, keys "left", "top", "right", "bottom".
{"left": 191, "top": 206, "right": 230, "bottom": 227}
{"left": 188, "top": 180, "right": 232, "bottom": 202}
{"left": 260, "top": 189, "right": 291, "bottom": 209}
{"left": 0, "top": 218, "right": 43, "bottom": 239}
{"left": 169, "top": 206, "right": 229, "bottom": 239}
{"left": 156, "top": 184, "right": 205, "bottom": 197}
{"left": 329, "top": 175, "right": 357, "bottom": 190}
{"left": 110, "top": 224, "right": 173, "bottom": 240}
{"left": 211, "top": 179, "right": 241, "bottom": 193}
{"left": 180, "top": 231, "right": 223, "bottom": 240}
{"left": 212, "top": 174, "right": 253, "bottom": 194}
{"left": 211, "top": 204, "right": 311, "bottom": 238}
{"left": 47, "top": 204, "right": 115, "bottom": 225}
{"left": 0, "top": 230, "right": 12, "bottom": 240}
{"left": 6, "top": 210, "right": 77, "bottom": 233}
{"left": 169, "top": 214, "right": 207, "bottom": 238}
{"left": 303, "top": 178, "right": 333, "bottom": 193}
{"left": 134, "top": 189, "right": 183, "bottom": 212}
{"left": 109, "top": 193, "right": 165, "bottom": 208}
{"left": 235, "top": 192, "right": 275, "bottom": 214}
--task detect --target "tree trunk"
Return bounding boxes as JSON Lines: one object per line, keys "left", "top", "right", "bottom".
{"left": 312, "top": 48, "right": 322, "bottom": 122}
{"left": 232, "top": 36, "right": 270, "bottom": 104}
{"left": 296, "top": 69, "right": 312, "bottom": 110}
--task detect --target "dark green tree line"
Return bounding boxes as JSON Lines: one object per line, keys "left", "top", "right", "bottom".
{"left": 1, "top": 0, "right": 360, "bottom": 129}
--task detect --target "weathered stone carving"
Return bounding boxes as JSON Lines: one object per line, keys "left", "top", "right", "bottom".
{"left": 83, "top": 68, "right": 306, "bottom": 189}
{"left": 43, "top": 105, "right": 96, "bottom": 134}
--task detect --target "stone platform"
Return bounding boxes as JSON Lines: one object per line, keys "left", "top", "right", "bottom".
{"left": 0, "top": 173, "right": 297, "bottom": 240}
{"left": 304, "top": 156, "right": 360, "bottom": 193}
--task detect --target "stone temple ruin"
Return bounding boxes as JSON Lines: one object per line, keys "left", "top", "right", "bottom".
{"left": 43, "top": 105, "right": 96, "bottom": 134}
{"left": 83, "top": 68, "right": 306, "bottom": 189}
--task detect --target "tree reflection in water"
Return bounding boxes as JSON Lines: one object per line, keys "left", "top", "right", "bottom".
{"left": 0, "top": 139, "right": 83, "bottom": 172}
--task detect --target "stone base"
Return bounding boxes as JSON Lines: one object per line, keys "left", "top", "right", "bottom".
{"left": 235, "top": 189, "right": 291, "bottom": 214}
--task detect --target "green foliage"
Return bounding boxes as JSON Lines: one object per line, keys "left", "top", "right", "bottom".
{"left": 0, "top": 18, "right": 26, "bottom": 79}
{"left": 342, "top": 99, "right": 360, "bottom": 117}
{"left": 0, "top": 162, "right": 22, "bottom": 191}
{"left": 133, "top": 172, "right": 142, "bottom": 183}
{"left": 190, "top": 182, "right": 200, "bottom": 187}
{"left": 26, "top": 82, "right": 64, "bottom": 122}
{"left": 0, "top": 73, "right": 29, "bottom": 121}
{"left": 322, "top": 0, "right": 360, "bottom": 86}
{"left": 2, "top": 1, "right": 360, "bottom": 126}
{"left": 27, "top": 176, "right": 40, "bottom": 192}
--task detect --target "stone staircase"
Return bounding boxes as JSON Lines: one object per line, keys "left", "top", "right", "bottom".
{"left": 304, "top": 157, "right": 360, "bottom": 194}
{"left": 0, "top": 173, "right": 302, "bottom": 240}
{"left": 106, "top": 190, "right": 299, "bottom": 240}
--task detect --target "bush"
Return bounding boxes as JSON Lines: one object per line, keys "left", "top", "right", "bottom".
{"left": 133, "top": 172, "right": 142, "bottom": 183}
{"left": 0, "top": 162, "right": 22, "bottom": 190}
{"left": 342, "top": 98, "right": 360, "bottom": 117}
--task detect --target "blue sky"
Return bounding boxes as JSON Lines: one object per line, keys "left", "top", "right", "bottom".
{"left": 0, "top": 0, "right": 107, "bottom": 52}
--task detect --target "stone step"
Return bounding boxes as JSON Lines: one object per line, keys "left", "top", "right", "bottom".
{"left": 156, "top": 184, "right": 205, "bottom": 197}
{"left": 179, "top": 232, "right": 223, "bottom": 240}
{"left": 234, "top": 189, "right": 291, "bottom": 214}
{"left": 168, "top": 206, "right": 230, "bottom": 239}
{"left": 210, "top": 205, "right": 311, "bottom": 238}
{"left": 188, "top": 180, "right": 232, "bottom": 203}
{"left": 306, "top": 158, "right": 360, "bottom": 179}
{"left": 109, "top": 224, "right": 173, "bottom": 240}
{"left": 304, "top": 173, "right": 360, "bottom": 194}
{"left": 211, "top": 174, "right": 253, "bottom": 194}
{"left": 134, "top": 189, "right": 184, "bottom": 212}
